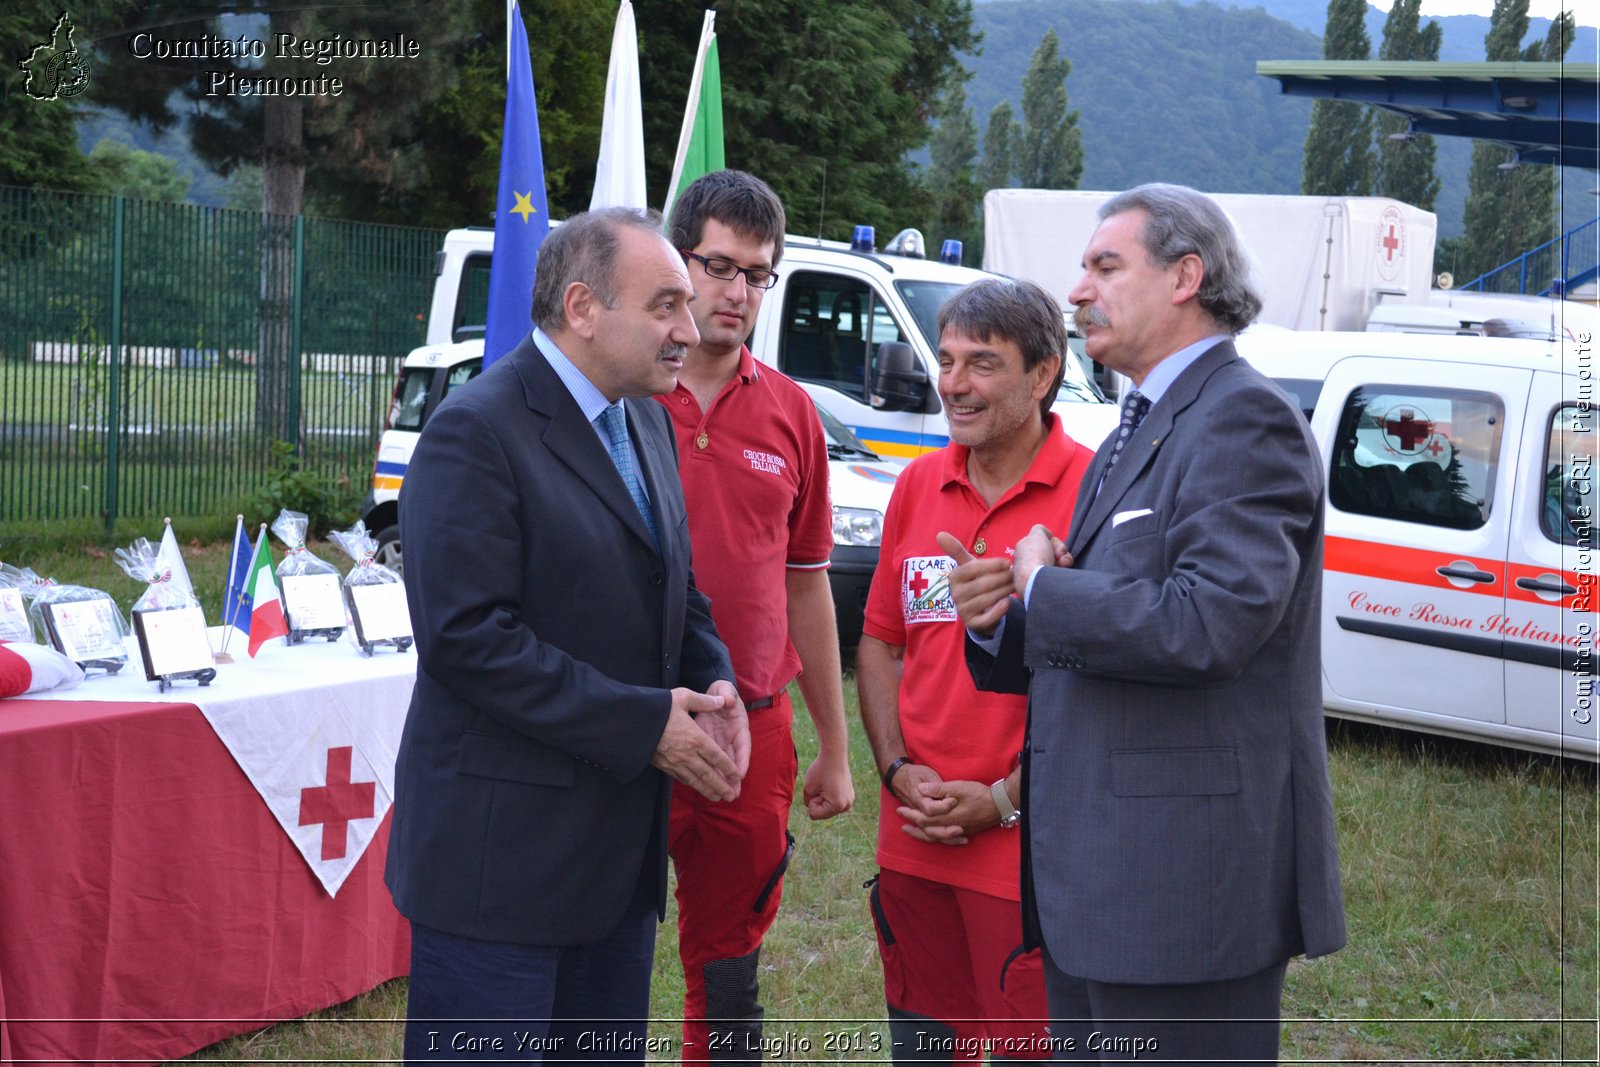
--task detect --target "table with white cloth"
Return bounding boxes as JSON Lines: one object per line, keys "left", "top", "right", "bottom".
{"left": 0, "top": 631, "right": 417, "bottom": 1066}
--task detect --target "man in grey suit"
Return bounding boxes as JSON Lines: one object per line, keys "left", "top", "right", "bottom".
{"left": 387, "top": 207, "right": 750, "bottom": 1062}
{"left": 944, "top": 183, "right": 1345, "bottom": 1063}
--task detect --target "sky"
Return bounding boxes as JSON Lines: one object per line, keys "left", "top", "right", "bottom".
{"left": 1368, "top": 0, "right": 1600, "bottom": 27}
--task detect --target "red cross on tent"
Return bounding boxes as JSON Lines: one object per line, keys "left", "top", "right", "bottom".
{"left": 1382, "top": 224, "right": 1400, "bottom": 262}
{"left": 299, "top": 746, "right": 376, "bottom": 861}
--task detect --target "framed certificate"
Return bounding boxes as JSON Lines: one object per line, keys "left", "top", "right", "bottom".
{"left": 280, "top": 573, "right": 347, "bottom": 632}
{"left": 132, "top": 605, "right": 216, "bottom": 682}
{"left": 42, "top": 597, "right": 126, "bottom": 670}
{"left": 0, "top": 588, "right": 32, "bottom": 642}
{"left": 346, "top": 581, "right": 414, "bottom": 654}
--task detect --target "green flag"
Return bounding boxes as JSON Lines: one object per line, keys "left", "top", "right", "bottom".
{"left": 662, "top": 11, "right": 724, "bottom": 219}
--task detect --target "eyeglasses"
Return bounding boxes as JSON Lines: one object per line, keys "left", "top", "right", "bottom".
{"left": 679, "top": 249, "right": 779, "bottom": 290}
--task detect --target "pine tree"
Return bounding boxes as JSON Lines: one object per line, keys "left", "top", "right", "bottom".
{"left": 979, "top": 101, "right": 1018, "bottom": 194}
{"left": 1017, "top": 29, "right": 1083, "bottom": 190}
{"left": 1300, "top": 0, "right": 1374, "bottom": 196}
{"left": 926, "top": 72, "right": 981, "bottom": 255}
{"left": 1459, "top": 3, "right": 1575, "bottom": 285}
{"left": 639, "top": 0, "right": 977, "bottom": 240}
{"left": 1374, "top": 0, "right": 1441, "bottom": 211}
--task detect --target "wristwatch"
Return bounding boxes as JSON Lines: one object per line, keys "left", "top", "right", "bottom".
{"left": 991, "top": 778, "right": 1021, "bottom": 828}
{"left": 882, "top": 756, "right": 912, "bottom": 792}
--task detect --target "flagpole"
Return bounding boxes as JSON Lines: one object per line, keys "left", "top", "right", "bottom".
{"left": 664, "top": 11, "right": 717, "bottom": 221}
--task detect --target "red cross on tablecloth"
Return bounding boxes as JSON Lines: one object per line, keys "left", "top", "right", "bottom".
{"left": 1382, "top": 224, "right": 1400, "bottom": 262}
{"left": 908, "top": 570, "right": 931, "bottom": 599}
{"left": 299, "top": 746, "right": 376, "bottom": 861}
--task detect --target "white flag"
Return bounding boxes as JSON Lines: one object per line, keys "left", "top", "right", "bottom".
{"left": 158, "top": 519, "right": 196, "bottom": 600}
{"left": 590, "top": 0, "right": 647, "bottom": 210}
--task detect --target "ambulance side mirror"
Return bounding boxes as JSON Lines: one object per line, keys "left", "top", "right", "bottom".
{"left": 870, "top": 341, "right": 939, "bottom": 414}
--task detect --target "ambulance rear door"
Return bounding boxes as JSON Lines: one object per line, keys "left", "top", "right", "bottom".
{"left": 1504, "top": 371, "right": 1597, "bottom": 756}
{"left": 1317, "top": 356, "right": 1532, "bottom": 728}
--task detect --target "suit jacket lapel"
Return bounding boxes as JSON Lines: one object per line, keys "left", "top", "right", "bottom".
{"left": 509, "top": 337, "right": 662, "bottom": 556}
{"left": 1066, "top": 341, "right": 1239, "bottom": 557}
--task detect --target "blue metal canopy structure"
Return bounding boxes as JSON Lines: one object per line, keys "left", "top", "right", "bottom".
{"left": 1255, "top": 61, "right": 1597, "bottom": 170}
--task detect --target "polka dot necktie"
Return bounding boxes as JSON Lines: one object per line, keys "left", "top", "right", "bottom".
{"left": 598, "top": 403, "right": 659, "bottom": 550}
{"left": 1105, "top": 390, "right": 1151, "bottom": 475}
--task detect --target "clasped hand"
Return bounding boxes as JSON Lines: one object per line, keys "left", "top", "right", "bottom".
{"left": 887, "top": 764, "right": 995, "bottom": 846}
{"left": 652, "top": 680, "right": 750, "bottom": 802}
{"left": 934, "top": 526, "right": 1071, "bottom": 636}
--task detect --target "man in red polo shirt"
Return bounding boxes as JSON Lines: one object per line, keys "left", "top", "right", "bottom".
{"left": 859, "top": 278, "right": 1094, "bottom": 1062}
{"left": 659, "top": 170, "right": 854, "bottom": 1063}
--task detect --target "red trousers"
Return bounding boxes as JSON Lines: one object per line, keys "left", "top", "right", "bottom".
{"left": 870, "top": 868, "right": 1052, "bottom": 1060}
{"left": 669, "top": 691, "right": 798, "bottom": 1062}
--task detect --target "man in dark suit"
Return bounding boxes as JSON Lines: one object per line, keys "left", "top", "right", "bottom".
{"left": 944, "top": 183, "right": 1345, "bottom": 1063}
{"left": 387, "top": 207, "right": 750, "bottom": 1062}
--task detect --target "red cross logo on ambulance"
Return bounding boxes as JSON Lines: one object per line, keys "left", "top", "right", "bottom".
{"left": 1375, "top": 205, "right": 1406, "bottom": 282}
{"left": 1380, "top": 405, "right": 1433, "bottom": 456}
{"left": 1354, "top": 399, "right": 1453, "bottom": 470}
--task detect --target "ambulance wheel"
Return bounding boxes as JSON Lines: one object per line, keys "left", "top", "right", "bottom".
{"left": 375, "top": 524, "right": 403, "bottom": 576}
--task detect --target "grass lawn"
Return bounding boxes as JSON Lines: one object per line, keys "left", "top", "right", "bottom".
{"left": 16, "top": 535, "right": 1593, "bottom": 1064}
{"left": 172, "top": 699, "right": 1596, "bottom": 1065}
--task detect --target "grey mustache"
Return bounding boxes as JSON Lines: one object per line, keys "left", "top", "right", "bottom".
{"left": 1074, "top": 305, "right": 1111, "bottom": 330}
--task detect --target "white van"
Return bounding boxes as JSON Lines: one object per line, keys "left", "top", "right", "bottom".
{"left": 362, "top": 341, "right": 905, "bottom": 645}
{"left": 362, "top": 225, "right": 1118, "bottom": 645}
{"left": 1233, "top": 328, "right": 1597, "bottom": 759}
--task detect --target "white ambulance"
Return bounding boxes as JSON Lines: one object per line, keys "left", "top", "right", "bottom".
{"left": 362, "top": 225, "right": 1119, "bottom": 644}
{"left": 363, "top": 341, "right": 905, "bottom": 645}
{"left": 1233, "top": 327, "right": 1597, "bottom": 760}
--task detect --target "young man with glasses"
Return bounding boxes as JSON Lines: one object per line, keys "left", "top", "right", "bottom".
{"left": 658, "top": 170, "right": 855, "bottom": 1064}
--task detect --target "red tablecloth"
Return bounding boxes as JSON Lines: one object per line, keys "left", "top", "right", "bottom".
{"left": 0, "top": 696, "right": 409, "bottom": 1066}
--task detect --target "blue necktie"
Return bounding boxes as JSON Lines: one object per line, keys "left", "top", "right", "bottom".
{"left": 599, "top": 404, "right": 659, "bottom": 549}
{"left": 1105, "top": 390, "right": 1151, "bottom": 475}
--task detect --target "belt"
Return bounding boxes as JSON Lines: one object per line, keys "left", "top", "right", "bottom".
{"left": 746, "top": 693, "right": 778, "bottom": 711}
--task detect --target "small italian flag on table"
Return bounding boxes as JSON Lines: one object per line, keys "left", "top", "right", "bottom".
{"left": 237, "top": 525, "right": 288, "bottom": 657}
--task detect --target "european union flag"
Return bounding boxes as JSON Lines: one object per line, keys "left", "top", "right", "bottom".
{"left": 483, "top": 1, "right": 550, "bottom": 370}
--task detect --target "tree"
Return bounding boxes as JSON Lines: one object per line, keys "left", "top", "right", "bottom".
{"left": 1, "top": 5, "right": 121, "bottom": 193}
{"left": 88, "top": 139, "right": 189, "bottom": 201}
{"left": 1016, "top": 29, "right": 1083, "bottom": 190}
{"left": 303, "top": 0, "right": 613, "bottom": 225}
{"left": 637, "top": 0, "right": 977, "bottom": 240}
{"left": 1459, "top": 2, "right": 1575, "bottom": 286}
{"left": 1300, "top": 0, "right": 1374, "bottom": 196}
{"left": 925, "top": 72, "right": 981, "bottom": 255}
{"left": 979, "top": 101, "right": 1018, "bottom": 194}
{"left": 1373, "top": 0, "right": 1441, "bottom": 211}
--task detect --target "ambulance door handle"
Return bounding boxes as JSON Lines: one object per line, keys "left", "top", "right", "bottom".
{"left": 1515, "top": 575, "right": 1576, "bottom": 596}
{"left": 1435, "top": 563, "right": 1495, "bottom": 584}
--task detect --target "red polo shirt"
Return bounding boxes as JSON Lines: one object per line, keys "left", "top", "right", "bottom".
{"left": 658, "top": 348, "right": 833, "bottom": 701}
{"left": 863, "top": 414, "right": 1093, "bottom": 899}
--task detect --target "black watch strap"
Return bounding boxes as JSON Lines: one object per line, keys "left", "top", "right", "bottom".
{"left": 882, "top": 756, "right": 912, "bottom": 791}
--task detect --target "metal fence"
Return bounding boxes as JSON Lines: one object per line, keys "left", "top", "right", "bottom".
{"left": 0, "top": 185, "right": 443, "bottom": 529}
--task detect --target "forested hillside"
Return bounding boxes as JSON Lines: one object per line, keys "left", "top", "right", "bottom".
{"left": 970, "top": 0, "right": 1321, "bottom": 194}
{"left": 969, "top": 0, "right": 1596, "bottom": 238}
